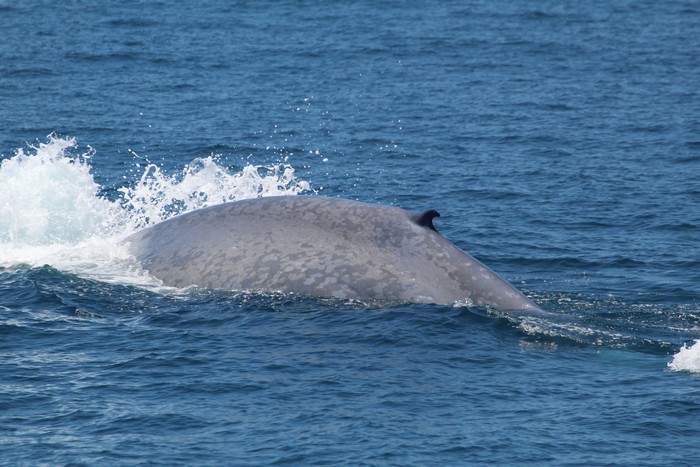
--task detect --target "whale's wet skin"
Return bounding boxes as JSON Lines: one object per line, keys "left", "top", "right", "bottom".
{"left": 124, "top": 196, "right": 541, "bottom": 311}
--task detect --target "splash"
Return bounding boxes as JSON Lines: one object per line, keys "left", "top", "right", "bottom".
{"left": 0, "top": 135, "right": 311, "bottom": 286}
{"left": 120, "top": 156, "right": 310, "bottom": 229}
{"left": 0, "top": 136, "right": 116, "bottom": 245}
{"left": 668, "top": 340, "right": 700, "bottom": 374}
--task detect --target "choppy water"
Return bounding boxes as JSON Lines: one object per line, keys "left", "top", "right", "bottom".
{"left": 2, "top": 1, "right": 700, "bottom": 465}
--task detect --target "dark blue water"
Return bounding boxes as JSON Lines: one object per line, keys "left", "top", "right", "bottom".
{"left": 2, "top": 1, "right": 700, "bottom": 465}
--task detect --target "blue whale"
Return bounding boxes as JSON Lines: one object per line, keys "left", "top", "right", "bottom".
{"left": 124, "top": 196, "right": 542, "bottom": 311}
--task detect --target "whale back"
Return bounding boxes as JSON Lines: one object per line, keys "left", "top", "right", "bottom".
{"left": 124, "top": 196, "right": 540, "bottom": 310}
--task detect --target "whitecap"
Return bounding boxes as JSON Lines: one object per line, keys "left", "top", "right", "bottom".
{"left": 668, "top": 339, "right": 700, "bottom": 373}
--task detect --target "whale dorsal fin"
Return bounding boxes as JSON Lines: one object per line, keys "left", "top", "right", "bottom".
{"left": 415, "top": 209, "right": 440, "bottom": 231}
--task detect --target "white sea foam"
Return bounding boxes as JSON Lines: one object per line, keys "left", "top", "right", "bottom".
{"left": 0, "top": 136, "right": 116, "bottom": 246}
{"left": 0, "top": 135, "right": 311, "bottom": 287}
{"left": 668, "top": 340, "right": 700, "bottom": 374}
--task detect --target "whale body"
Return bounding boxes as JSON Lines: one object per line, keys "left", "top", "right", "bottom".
{"left": 124, "top": 196, "right": 541, "bottom": 311}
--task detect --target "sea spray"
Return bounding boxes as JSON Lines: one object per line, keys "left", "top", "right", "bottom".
{"left": 0, "top": 136, "right": 117, "bottom": 245}
{"left": 0, "top": 135, "right": 311, "bottom": 287}
{"left": 119, "top": 156, "right": 311, "bottom": 229}
{"left": 668, "top": 340, "right": 700, "bottom": 374}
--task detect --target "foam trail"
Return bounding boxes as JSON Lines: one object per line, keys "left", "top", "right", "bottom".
{"left": 668, "top": 340, "right": 700, "bottom": 374}
{"left": 0, "top": 135, "right": 311, "bottom": 288}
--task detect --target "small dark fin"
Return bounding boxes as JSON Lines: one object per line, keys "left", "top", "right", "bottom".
{"left": 415, "top": 209, "right": 440, "bottom": 231}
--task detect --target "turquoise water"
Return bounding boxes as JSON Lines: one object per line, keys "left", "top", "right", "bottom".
{"left": 2, "top": 1, "right": 700, "bottom": 465}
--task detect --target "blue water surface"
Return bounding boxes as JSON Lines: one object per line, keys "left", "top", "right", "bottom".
{"left": 2, "top": 1, "right": 700, "bottom": 465}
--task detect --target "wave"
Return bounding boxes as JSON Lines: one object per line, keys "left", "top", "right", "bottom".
{"left": 480, "top": 290, "right": 700, "bottom": 372}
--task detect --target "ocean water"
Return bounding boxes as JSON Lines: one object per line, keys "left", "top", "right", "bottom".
{"left": 2, "top": 0, "right": 700, "bottom": 465}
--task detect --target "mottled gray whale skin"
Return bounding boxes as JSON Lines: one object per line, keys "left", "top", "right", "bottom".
{"left": 124, "top": 196, "right": 541, "bottom": 311}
